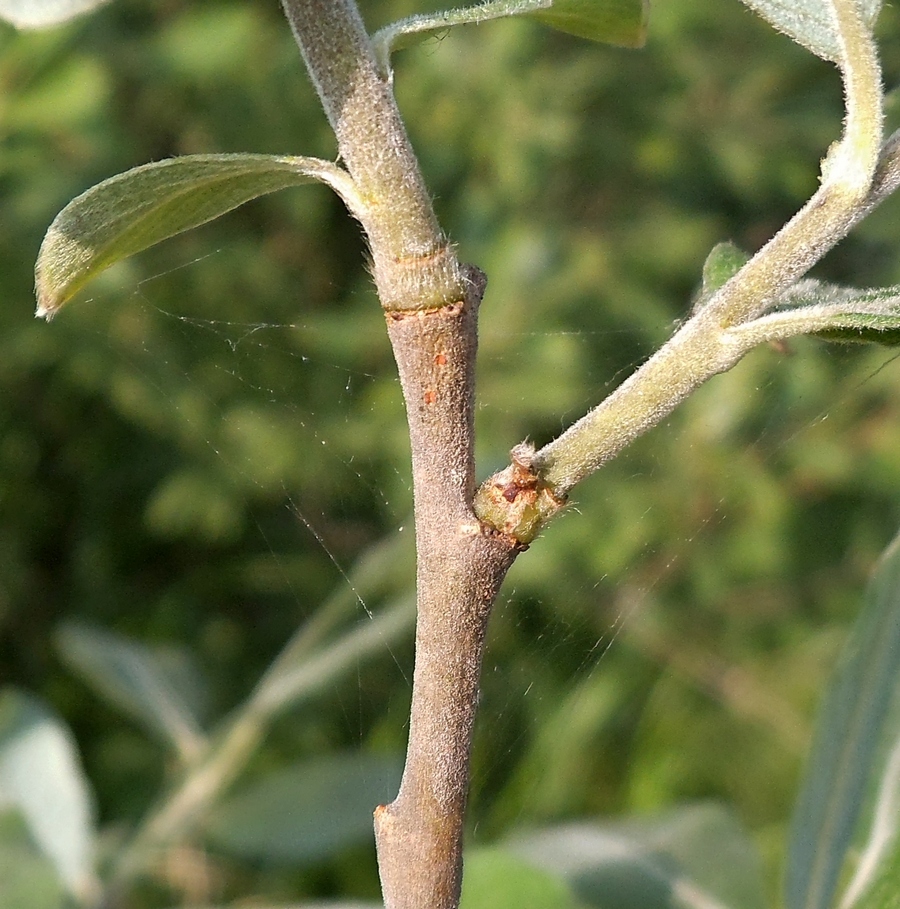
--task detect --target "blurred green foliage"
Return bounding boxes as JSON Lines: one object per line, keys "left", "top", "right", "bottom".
{"left": 2, "top": 0, "right": 900, "bottom": 905}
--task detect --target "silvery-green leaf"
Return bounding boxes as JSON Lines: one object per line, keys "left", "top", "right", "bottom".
{"left": 511, "top": 804, "right": 767, "bottom": 909}
{"left": 729, "top": 280, "right": 900, "bottom": 346}
{"left": 839, "top": 733, "right": 900, "bottom": 907}
{"left": 788, "top": 280, "right": 900, "bottom": 345}
{"left": 56, "top": 622, "right": 207, "bottom": 762}
{"left": 738, "top": 0, "right": 881, "bottom": 63}
{"left": 35, "top": 153, "right": 362, "bottom": 319}
{"left": 0, "top": 0, "right": 113, "bottom": 28}
{"left": 0, "top": 689, "right": 96, "bottom": 901}
{"left": 785, "top": 532, "right": 900, "bottom": 909}
{"left": 205, "top": 753, "right": 403, "bottom": 864}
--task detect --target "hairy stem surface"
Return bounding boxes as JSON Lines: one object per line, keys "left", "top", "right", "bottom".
{"left": 280, "top": 0, "right": 466, "bottom": 311}
{"left": 376, "top": 271, "right": 521, "bottom": 909}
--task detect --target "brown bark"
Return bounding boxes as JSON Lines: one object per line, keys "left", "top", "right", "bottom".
{"left": 375, "top": 267, "right": 522, "bottom": 909}
{"left": 279, "top": 5, "right": 522, "bottom": 903}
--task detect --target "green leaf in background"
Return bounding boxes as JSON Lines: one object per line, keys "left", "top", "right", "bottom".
{"left": 56, "top": 622, "right": 207, "bottom": 762}
{"left": 205, "top": 752, "right": 403, "bottom": 864}
{"left": 737, "top": 0, "right": 881, "bottom": 63}
{"left": 34, "top": 153, "right": 362, "bottom": 319}
{"left": 459, "top": 848, "right": 580, "bottom": 909}
{"left": 785, "top": 531, "right": 900, "bottom": 909}
{"left": 510, "top": 804, "right": 767, "bottom": 909}
{"left": 372, "top": 0, "right": 647, "bottom": 74}
{"left": 0, "top": 0, "right": 113, "bottom": 28}
{"left": 0, "top": 813, "right": 67, "bottom": 909}
{"left": 0, "top": 688, "right": 96, "bottom": 903}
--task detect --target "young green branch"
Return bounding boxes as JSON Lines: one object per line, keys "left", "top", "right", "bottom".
{"left": 476, "top": 0, "right": 886, "bottom": 528}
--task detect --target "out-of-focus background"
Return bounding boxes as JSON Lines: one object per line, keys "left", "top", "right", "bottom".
{"left": 2, "top": 0, "right": 900, "bottom": 904}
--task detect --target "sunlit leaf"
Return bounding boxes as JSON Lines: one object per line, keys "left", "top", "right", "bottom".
{"left": 0, "top": 0, "right": 113, "bottom": 28}
{"left": 56, "top": 622, "right": 207, "bottom": 762}
{"left": 460, "top": 849, "right": 579, "bottom": 909}
{"left": 738, "top": 0, "right": 881, "bottom": 62}
{"left": 0, "top": 689, "right": 96, "bottom": 902}
{"left": 785, "top": 531, "right": 900, "bottom": 909}
{"left": 511, "top": 804, "right": 767, "bottom": 909}
{"left": 205, "top": 752, "right": 403, "bottom": 864}
{"left": 35, "top": 153, "right": 362, "bottom": 319}
{"left": 526, "top": 0, "right": 648, "bottom": 47}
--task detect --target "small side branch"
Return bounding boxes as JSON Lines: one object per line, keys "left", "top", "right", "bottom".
{"left": 476, "top": 0, "right": 886, "bottom": 522}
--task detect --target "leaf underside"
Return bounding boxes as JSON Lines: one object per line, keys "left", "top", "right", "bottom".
{"left": 527, "top": 0, "right": 648, "bottom": 47}
{"left": 778, "top": 280, "right": 900, "bottom": 346}
{"left": 738, "top": 0, "right": 882, "bottom": 62}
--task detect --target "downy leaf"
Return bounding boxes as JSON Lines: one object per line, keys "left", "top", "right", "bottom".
{"left": 761, "top": 280, "right": 900, "bottom": 345}
{"left": 35, "top": 153, "right": 362, "bottom": 319}
{"left": 0, "top": 688, "right": 96, "bottom": 902}
{"left": 785, "top": 531, "right": 900, "bottom": 909}
{"left": 56, "top": 622, "right": 207, "bottom": 762}
{"left": 738, "top": 0, "right": 881, "bottom": 63}
{"left": 373, "top": 0, "right": 648, "bottom": 74}
{"left": 205, "top": 752, "right": 403, "bottom": 864}
{"left": 0, "top": 0, "right": 113, "bottom": 28}
{"left": 782, "top": 280, "right": 900, "bottom": 344}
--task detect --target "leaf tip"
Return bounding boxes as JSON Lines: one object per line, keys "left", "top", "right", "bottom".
{"left": 35, "top": 297, "right": 58, "bottom": 322}
{"left": 34, "top": 273, "right": 66, "bottom": 321}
